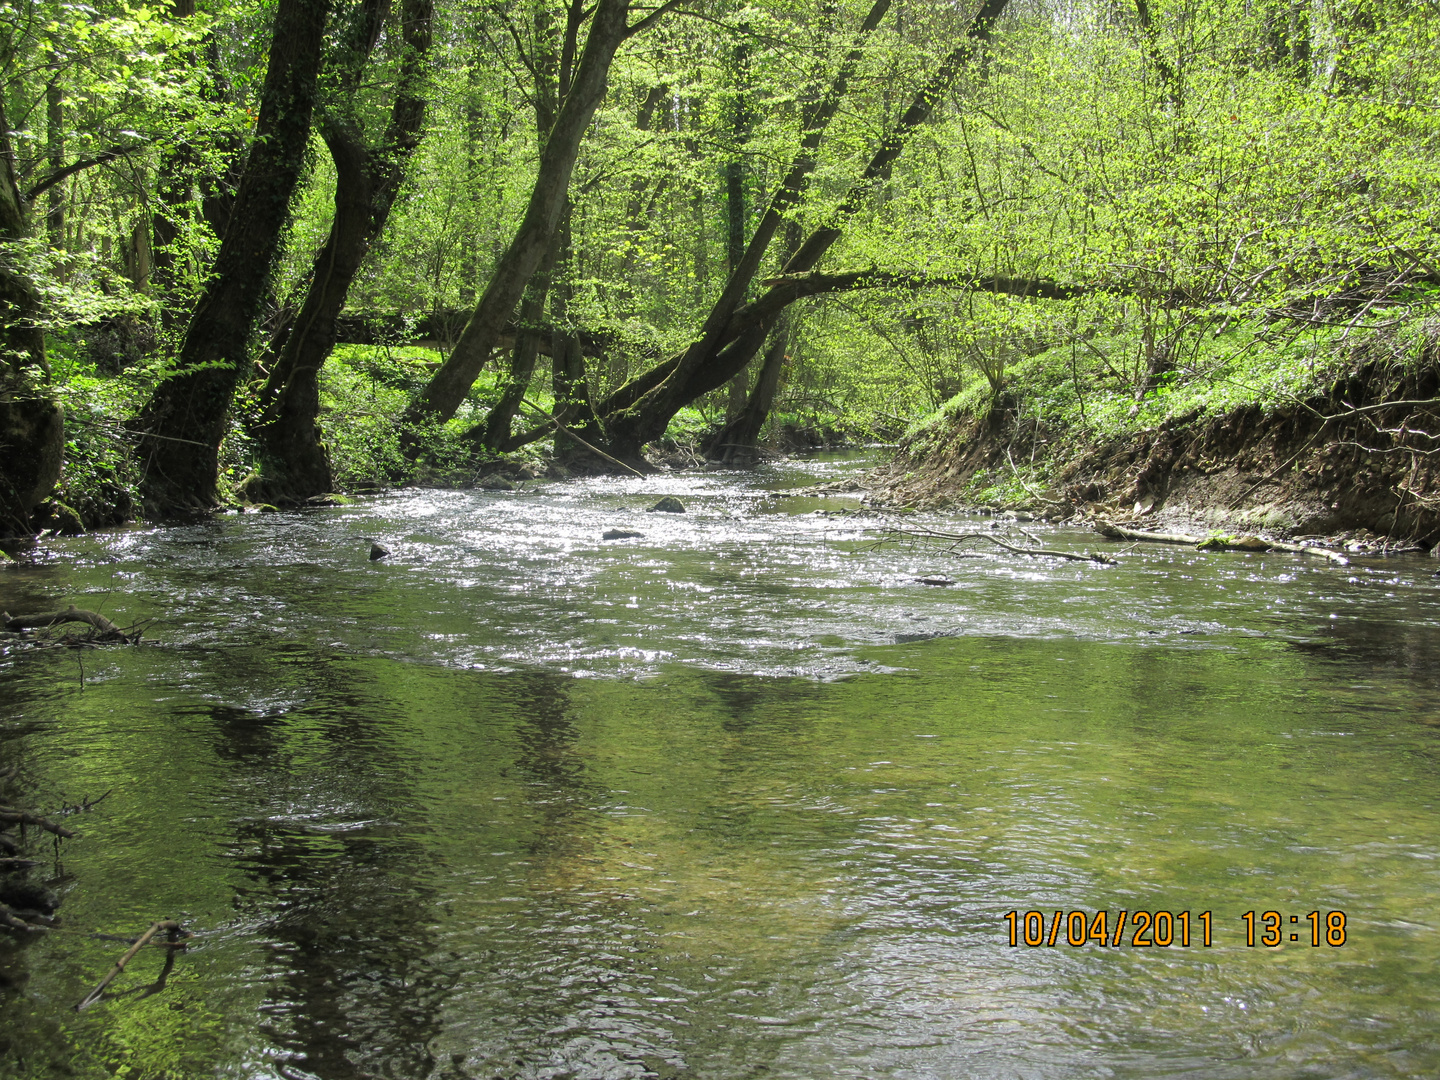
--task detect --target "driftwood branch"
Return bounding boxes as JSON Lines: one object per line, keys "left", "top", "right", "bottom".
{"left": 76, "top": 920, "right": 188, "bottom": 1011}
{"left": 0, "top": 808, "right": 78, "bottom": 838}
{"left": 4, "top": 607, "right": 120, "bottom": 633}
{"left": 871, "top": 527, "right": 1116, "bottom": 564}
{"left": 1094, "top": 521, "right": 1350, "bottom": 565}
{"left": 2, "top": 607, "right": 144, "bottom": 644}
{"left": 0, "top": 903, "right": 49, "bottom": 933}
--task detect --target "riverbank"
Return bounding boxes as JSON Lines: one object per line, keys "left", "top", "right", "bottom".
{"left": 865, "top": 321, "right": 1440, "bottom": 554}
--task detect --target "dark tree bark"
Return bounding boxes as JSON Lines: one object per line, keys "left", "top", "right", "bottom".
{"left": 593, "top": 0, "right": 1010, "bottom": 465}
{"left": 131, "top": 0, "right": 331, "bottom": 516}
{"left": 244, "top": 0, "right": 434, "bottom": 504}
{"left": 398, "top": 0, "right": 659, "bottom": 455}
{"left": 0, "top": 101, "right": 61, "bottom": 535}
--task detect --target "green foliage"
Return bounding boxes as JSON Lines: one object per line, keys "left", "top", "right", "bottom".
{"left": 315, "top": 345, "right": 540, "bottom": 488}
{"left": 9, "top": 0, "right": 1440, "bottom": 509}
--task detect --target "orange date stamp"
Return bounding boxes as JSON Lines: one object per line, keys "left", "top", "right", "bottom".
{"left": 1003, "top": 910, "right": 1348, "bottom": 948}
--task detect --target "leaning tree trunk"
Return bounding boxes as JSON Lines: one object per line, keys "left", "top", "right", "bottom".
{"left": 245, "top": 0, "right": 432, "bottom": 505}
{"left": 593, "top": 0, "right": 1010, "bottom": 464}
{"left": 580, "top": 0, "right": 897, "bottom": 466}
{"left": 131, "top": 0, "right": 330, "bottom": 517}
{"left": 475, "top": 227, "right": 563, "bottom": 451}
{"left": 398, "top": 0, "right": 637, "bottom": 456}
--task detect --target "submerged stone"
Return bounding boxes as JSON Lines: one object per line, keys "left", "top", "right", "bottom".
{"left": 648, "top": 497, "right": 686, "bottom": 513}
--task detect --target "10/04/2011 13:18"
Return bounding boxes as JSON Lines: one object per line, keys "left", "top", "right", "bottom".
{"left": 1003, "top": 910, "right": 1348, "bottom": 948}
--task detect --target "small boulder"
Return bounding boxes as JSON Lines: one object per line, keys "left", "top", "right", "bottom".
{"left": 603, "top": 529, "right": 644, "bottom": 540}
{"left": 647, "top": 496, "right": 685, "bottom": 513}
{"left": 479, "top": 476, "right": 515, "bottom": 491}
{"left": 369, "top": 542, "right": 390, "bottom": 561}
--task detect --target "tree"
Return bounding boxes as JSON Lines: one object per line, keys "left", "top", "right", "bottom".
{"left": 132, "top": 0, "right": 332, "bottom": 515}
{"left": 244, "top": 0, "right": 435, "bottom": 504}
{"left": 398, "top": 0, "right": 686, "bottom": 456}
{"left": 589, "top": 0, "right": 1010, "bottom": 465}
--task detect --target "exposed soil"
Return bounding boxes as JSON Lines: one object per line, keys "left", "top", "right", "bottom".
{"left": 866, "top": 352, "right": 1440, "bottom": 553}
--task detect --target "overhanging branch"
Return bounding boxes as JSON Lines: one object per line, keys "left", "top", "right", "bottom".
{"left": 25, "top": 142, "right": 151, "bottom": 202}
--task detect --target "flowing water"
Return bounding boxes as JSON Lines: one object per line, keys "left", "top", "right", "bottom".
{"left": 2, "top": 453, "right": 1439, "bottom": 1079}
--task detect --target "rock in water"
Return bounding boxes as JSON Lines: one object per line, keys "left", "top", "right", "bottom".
{"left": 479, "top": 477, "right": 515, "bottom": 491}
{"left": 369, "top": 542, "right": 390, "bottom": 561}
{"left": 647, "top": 496, "right": 685, "bottom": 513}
{"left": 603, "top": 529, "right": 645, "bottom": 540}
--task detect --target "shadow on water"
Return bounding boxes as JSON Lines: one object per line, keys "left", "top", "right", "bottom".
{"left": 209, "top": 652, "right": 450, "bottom": 1080}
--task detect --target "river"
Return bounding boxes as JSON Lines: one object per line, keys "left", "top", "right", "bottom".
{"left": 2, "top": 453, "right": 1438, "bottom": 1079}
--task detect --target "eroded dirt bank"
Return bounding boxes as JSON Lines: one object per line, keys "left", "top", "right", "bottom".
{"left": 865, "top": 354, "right": 1440, "bottom": 552}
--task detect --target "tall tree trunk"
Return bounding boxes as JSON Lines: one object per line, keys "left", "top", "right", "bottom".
{"left": 584, "top": 0, "right": 895, "bottom": 464}
{"left": 722, "top": 26, "right": 752, "bottom": 420}
{"left": 397, "top": 0, "right": 638, "bottom": 455}
{"left": 545, "top": 214, "right": 602, "bottom": 457}
{"left": 244, "top": 0, "right": 433, "bottom": 504}
{"left": 471, "top": 0, "right": 564, "bottom": 453}
{"left": 132, "top": 0, "right": 330, "bottom": 516}
{"left": 593, "top": 0, "right": 1009, "bottom": 464}
{"left": 0, "top": 101, "right": 61, "bottom": 535}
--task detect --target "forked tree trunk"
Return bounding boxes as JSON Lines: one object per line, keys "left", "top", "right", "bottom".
{"left": 132, "top": 0, "right": 330, "bottom": 516}
{"left": 245, "top": 0, "right": 433, "bottom": 504}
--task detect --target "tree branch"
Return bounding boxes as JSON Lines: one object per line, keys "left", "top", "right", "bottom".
{"left": 625, "top": 0, "right": 691, "bottom": 39}
{"left": 25, "top": 142, "right": 150, "bottom": 202}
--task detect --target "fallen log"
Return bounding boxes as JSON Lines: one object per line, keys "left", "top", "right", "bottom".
{"left": 2, "top": 606, "right": 144, "bottom": 644}
{"left": 1094, "top": 521, "right": 1350, "bottom": 565}
{"left": 871, "top": 527, "right": 1116, "bottom": 564}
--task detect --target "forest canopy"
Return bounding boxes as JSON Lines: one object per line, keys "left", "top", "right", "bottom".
{"left": 0, "top": 0, "right": 1436, "bottom": 526}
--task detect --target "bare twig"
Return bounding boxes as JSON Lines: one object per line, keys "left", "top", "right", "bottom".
{"left": 871, "top": 527, "right": 1115, "bottom": 564}
{"left": 0, "top": 808, "right": 78, "bottom": 838}
{"left": 77, "top": 921, "right": 188, "bottom": 1011}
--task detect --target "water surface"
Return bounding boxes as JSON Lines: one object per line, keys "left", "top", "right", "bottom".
{"left": 2, "top": 454, "right": 1438, "bottom": 1079}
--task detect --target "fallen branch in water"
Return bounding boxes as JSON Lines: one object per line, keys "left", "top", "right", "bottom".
{"left": 869, "top": 527, "right": 1117, "bottom": 564}
{"left": 1093, "top": 521, "right": 1350, "bottom": 565}
{"left": 2, "top": 606, "right": 145, "bottom": 645}
{"left": 76, "top": 920, "right": 190, "bottom": 1010}
{"left": 0, "top": 808, "right": 79, "bottom": 838}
